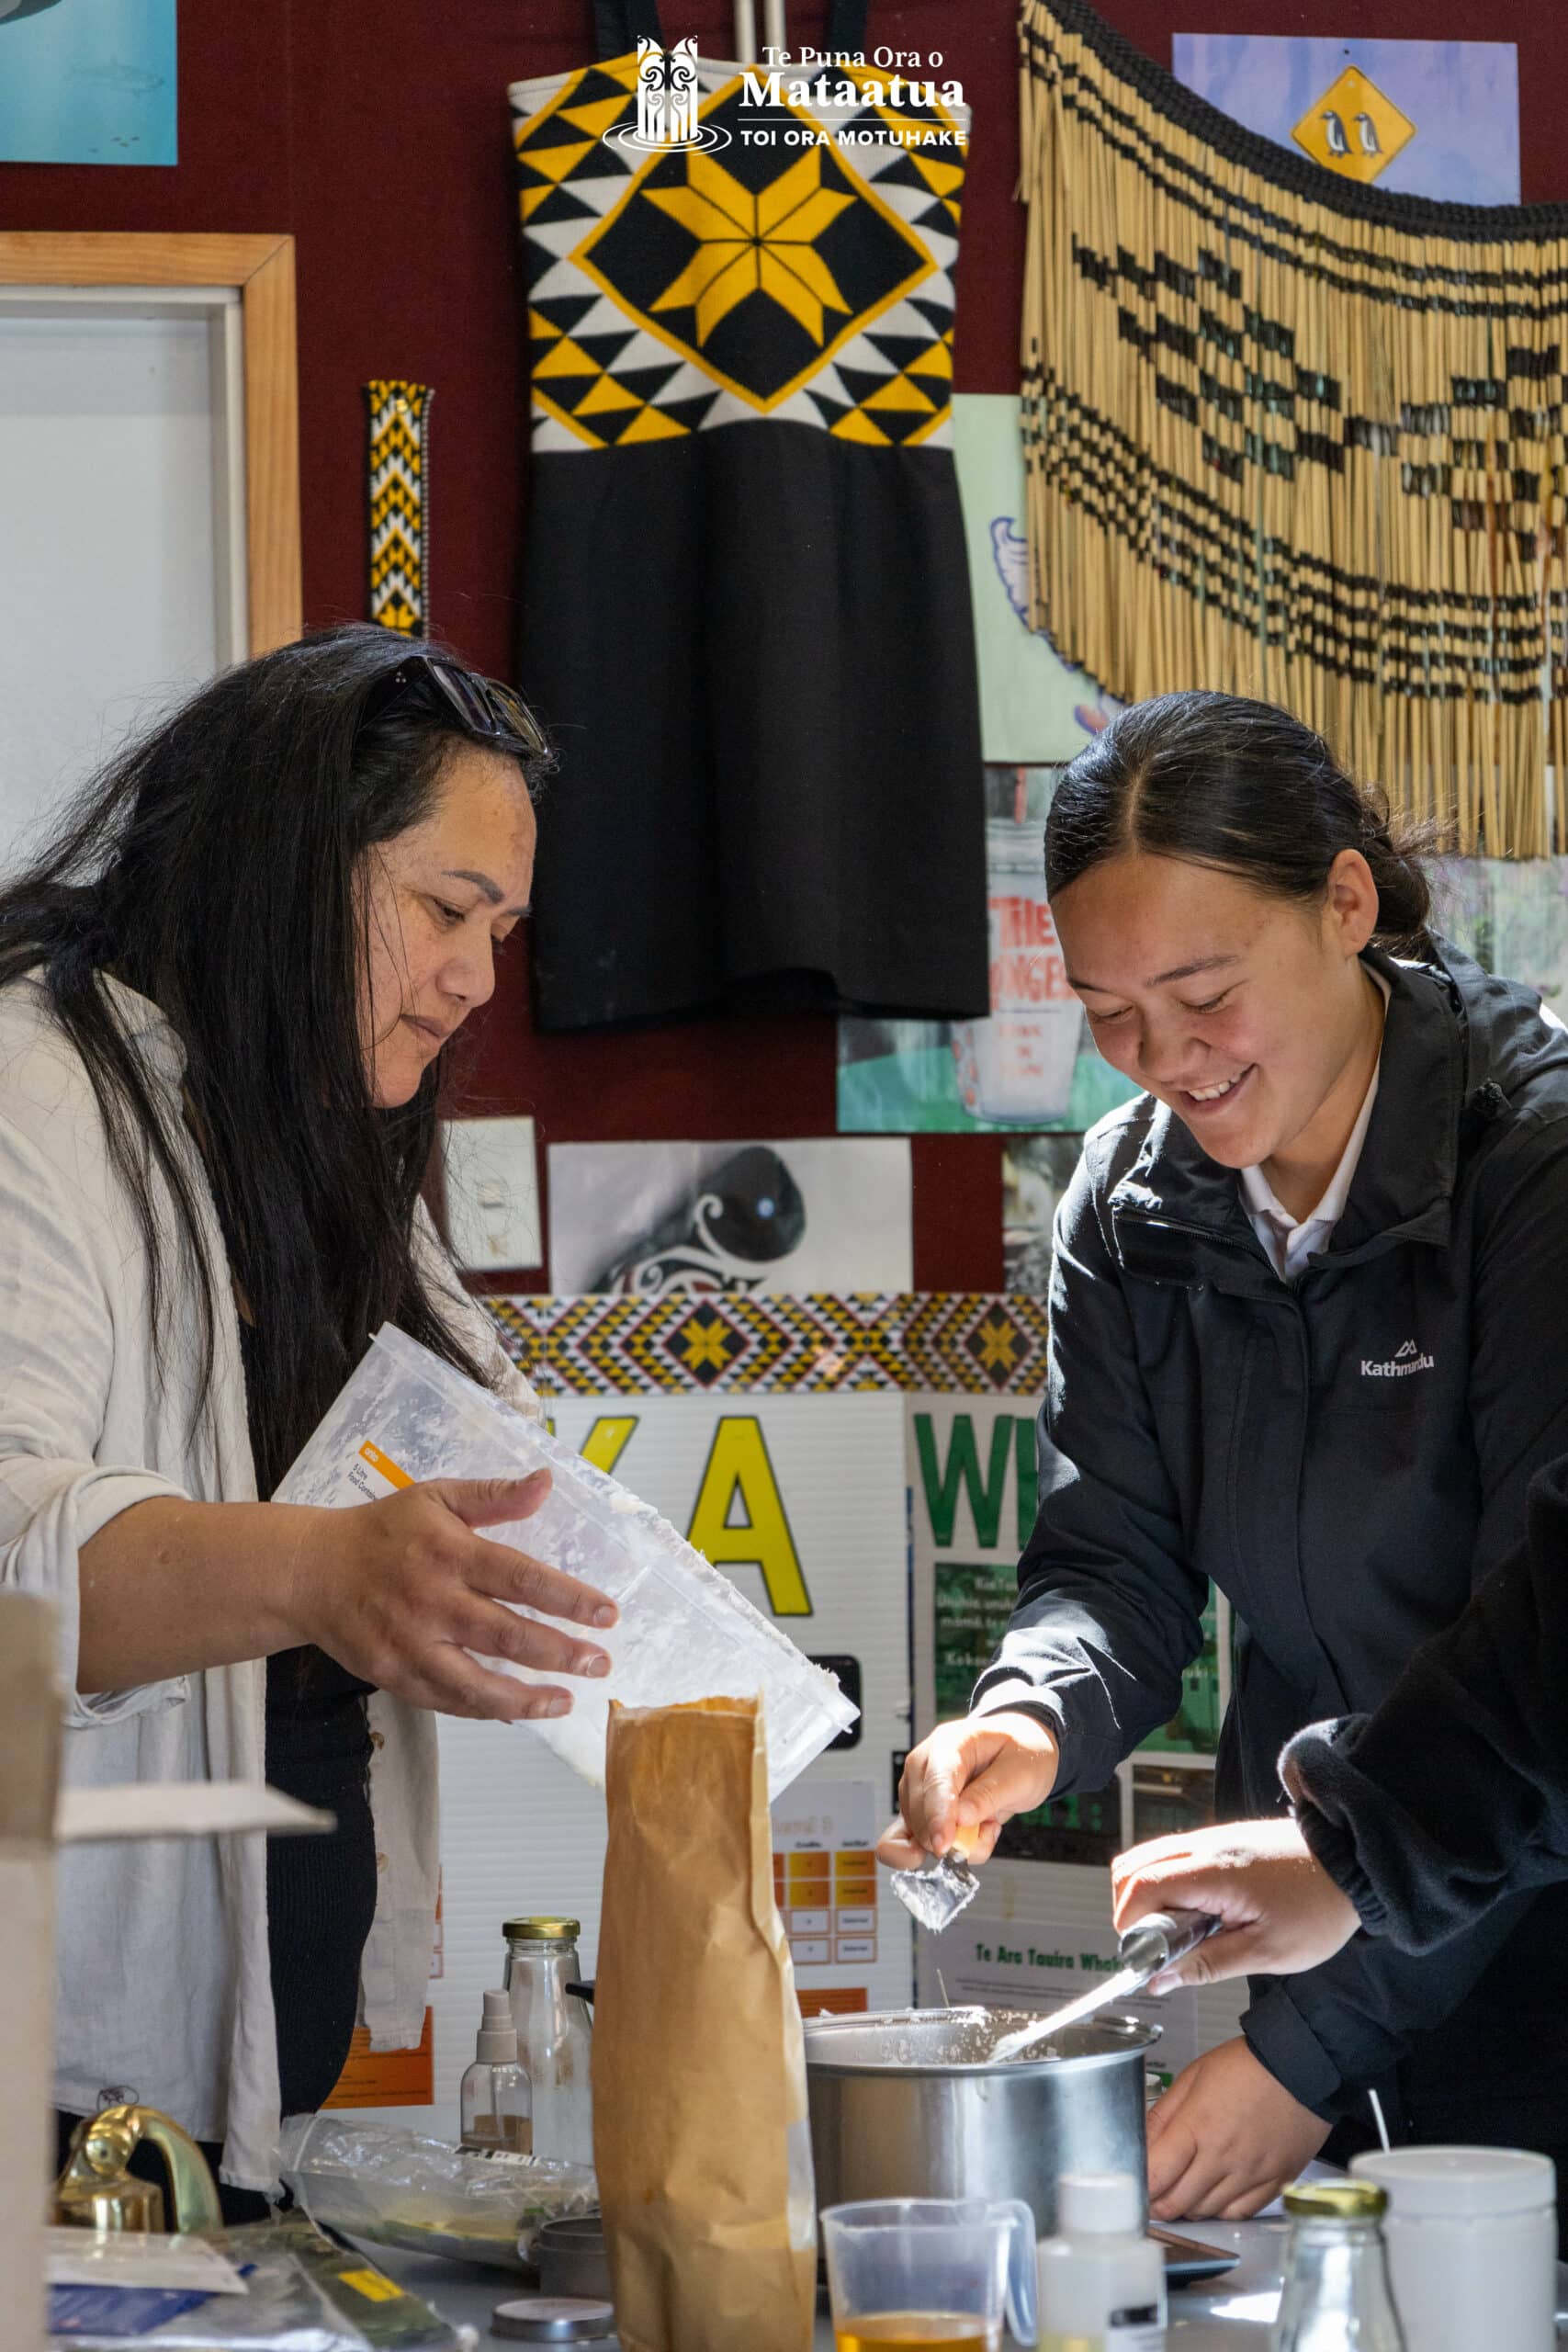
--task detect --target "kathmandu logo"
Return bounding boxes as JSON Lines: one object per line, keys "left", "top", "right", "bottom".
{"left": 619, "top": 38, "right": 731, "bottom": 154}
{"left": 1361, "top": 1338, "right": 1436, "bottom": 1380}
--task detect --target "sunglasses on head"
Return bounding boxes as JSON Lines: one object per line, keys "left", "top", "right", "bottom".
{"left": 366, "top": 652, "right": 549, "bottom": 763}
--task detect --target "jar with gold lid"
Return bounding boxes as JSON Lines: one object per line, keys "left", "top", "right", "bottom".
{"left": 1274, "top": 2178, "right": 1404, "bottom": 2351}
{"left": 502, "top": 1917, "right": 592, "bottom": 2165}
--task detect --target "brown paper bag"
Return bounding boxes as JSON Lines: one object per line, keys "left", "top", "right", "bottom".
{"left": 593, "top": 1696, "right": 816, "bottom": 2352}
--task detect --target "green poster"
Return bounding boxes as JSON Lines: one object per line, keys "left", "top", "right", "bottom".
{"left": 932, "top": 1558, "right": 1122, "bottom": 1865}
{"left": 912, "top": 1398, "right": 1227, "bottom": 1876}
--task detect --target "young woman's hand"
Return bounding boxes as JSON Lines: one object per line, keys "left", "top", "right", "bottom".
{"left": 288, "top": 1469, "right": 619, "bottom": 1721}
{"left": 1111, "top": 1818, "right": 1361, "bottom": 1984}
{"left": 876, "top": 1710, "right": 1060, "bottom": 1869}
{"left": 1145, "top": 2038, "right": 1331, "bottom": 2221}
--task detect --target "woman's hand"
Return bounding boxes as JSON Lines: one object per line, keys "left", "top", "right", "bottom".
{"left": 1111, "top": 1818, "right": 1361, "bottom": 1984}
{"left": 876, "top": 1711, "right": 1060, "bottom": 1869}
{"left": 1146, "top": 2038, "right": 1331, "bottom": 2220}
{"left": 287, "top": 1469, "right": 619, "bottom": 1721}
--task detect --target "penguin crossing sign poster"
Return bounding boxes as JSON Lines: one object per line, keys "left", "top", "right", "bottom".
{"left": 1171, "top": 36, "right": 1519, "bottom": 206}
{"left": 1291, "top": 63, "right": 1415, "bottom": 184}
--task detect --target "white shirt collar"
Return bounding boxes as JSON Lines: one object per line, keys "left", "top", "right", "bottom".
{"left": 1239, "top": 967, "right": 1391, "bottom": 1280}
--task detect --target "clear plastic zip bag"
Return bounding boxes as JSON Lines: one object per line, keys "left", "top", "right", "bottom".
{"left": 889, "top": 1828, "right": 983, "bottom": 1934}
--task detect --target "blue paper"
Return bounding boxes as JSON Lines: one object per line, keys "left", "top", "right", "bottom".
{"left": 49, "top": 2282, "right": 216, "bottom": 2336}
{"left": 0, "top": 0, "right": 177, "bottom": 166}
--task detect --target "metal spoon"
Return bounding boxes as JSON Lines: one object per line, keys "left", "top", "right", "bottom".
{"left": 991, "top": 1911, "right": 1222, "bottom": 2060}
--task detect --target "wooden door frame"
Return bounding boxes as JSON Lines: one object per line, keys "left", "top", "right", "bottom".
{"left": 0, "top": 233, "right": 301, "bottom": 654}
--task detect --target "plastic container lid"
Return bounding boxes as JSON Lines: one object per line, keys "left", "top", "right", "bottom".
{"left": 505, "top": 1918, "right": 581, "bottom": 1942}
{"left": 491, "top": 2298, "right": 616, "bottom": 2342}
{"left": 1057, "top": 2172, "right": 1144, "bottom": 2234}
{"left": 1351, "top": 2147, "right": 1557, "bottom": 2217}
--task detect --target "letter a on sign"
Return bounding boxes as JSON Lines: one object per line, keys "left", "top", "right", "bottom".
{"left": 686, "top": 1417, "right": 811, "bottom": 1616}
{"left": 578, "top": 1416, "right": 638, "bottom": 1476}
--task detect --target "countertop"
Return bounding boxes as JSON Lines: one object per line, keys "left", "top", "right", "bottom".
{"left": 356, "top": 2217, "right": 1302, "bottom": 2346}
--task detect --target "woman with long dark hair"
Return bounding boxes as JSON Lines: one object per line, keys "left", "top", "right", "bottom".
{"left": 0, "top": 622, "right": 616, "bottom": 2202}
{"left": 881, "top": 691, "right": 1568, "bottom": 2233}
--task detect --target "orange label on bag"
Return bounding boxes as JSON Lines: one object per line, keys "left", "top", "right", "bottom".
{"left": 323, "top": 2007, "right": 434, "bottom": 2108}
{"left": 358, "top": 1438, "right": 412, "bottom": 1488}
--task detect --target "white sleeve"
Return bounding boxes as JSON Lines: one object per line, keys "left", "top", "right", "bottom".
{"left": 0, "top": 1107, "right": 190, "bottom": 1726}
{"left": 412, "top": 1200, "right": 544, "bottom": 1424}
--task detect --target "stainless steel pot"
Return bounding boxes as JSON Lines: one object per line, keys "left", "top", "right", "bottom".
{"left": 804, "top": 2006, "right": 1159, "bottom": 2239}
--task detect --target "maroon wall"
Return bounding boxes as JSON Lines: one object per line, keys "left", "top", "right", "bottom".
{"left": 5, "top": 0, "right": 1557, "bottom": 1286}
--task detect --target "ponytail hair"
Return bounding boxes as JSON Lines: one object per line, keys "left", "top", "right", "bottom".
{"left": 1044, "top": 692, "right": 1433, "bottom": 959}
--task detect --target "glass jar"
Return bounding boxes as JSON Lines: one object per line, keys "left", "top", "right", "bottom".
{"left": 1273, "top": 2178, "right": 1404, "bottom": 2351}
{"left": 502, "top": 1917, "right": 593, "bottom": 2166}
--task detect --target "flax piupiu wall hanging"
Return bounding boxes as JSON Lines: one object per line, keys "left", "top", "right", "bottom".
{"left": 1019, "top": 0, "right": 1568, "bottom": 853}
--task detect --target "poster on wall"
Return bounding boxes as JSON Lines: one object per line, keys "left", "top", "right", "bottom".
{"left": 547, "top": 1139, "right": 912, "bottom": 1295}
{"left": 838, "top": 770, "right": 1139, "bottom": 1136}
{"left": 1172, "top": 37, "right": 1518, "bottom": 203}
{"left": 908, "top": 1391, "right": 1245, "bottom": 2076}
{"left": 0, "top": 0, "right": 177, "bottom": 165}
{"left": 1428, "top": 857, "right": 1568, "bottom": 1011}
{"left": 953, "top": 394, "right": 1121, "bottom": 762}
{"left": 1002, "top": 1135, "right": 1086, "bottom": 1296}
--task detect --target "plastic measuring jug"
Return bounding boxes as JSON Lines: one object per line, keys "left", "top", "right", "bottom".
{"left": 822, "top": 2197, "right": 1037, "bottom": 2350}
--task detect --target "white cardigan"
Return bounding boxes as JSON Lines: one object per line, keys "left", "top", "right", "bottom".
{"left": 0, "top": 970, "right": 536, "bottom": 2191}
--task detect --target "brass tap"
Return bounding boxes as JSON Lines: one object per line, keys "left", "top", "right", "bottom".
{"left": 53, "top": 2096, "right": 224, "bottom": 2233}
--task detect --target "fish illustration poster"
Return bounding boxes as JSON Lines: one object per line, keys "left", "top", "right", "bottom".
{"left": 1171, "top": 37, "right": 1518, "bottom": 205}
{"left": 0, "top": 0, "right": 176, "bottom": 166}
{"left": 952, "top": 394, "right": 1121, "bottom": 765}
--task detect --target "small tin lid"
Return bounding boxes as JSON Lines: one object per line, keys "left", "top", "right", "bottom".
{"left": 537, "top": 2215, "right": 605, "bottom": 2246}
{"left": 504, "top": 1917, "right": 581, "bottom": 1942}
{"left": 1352, "top": 2146, "right": 1557, "bottom": 2217}
{"left": 491, "top": 2296, "right": 615, "bottom": 2341}
{"left": 1283, "top": 2179, "right": 1386, "bottom": 2222}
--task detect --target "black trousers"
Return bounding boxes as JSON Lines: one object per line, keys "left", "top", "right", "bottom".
{"left": 265, "top": 1739, "right": 379, "bottom": 2118}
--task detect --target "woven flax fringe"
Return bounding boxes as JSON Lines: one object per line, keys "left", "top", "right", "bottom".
{"left": 1019, "top": 0, "right": 1568, "bottom": 853}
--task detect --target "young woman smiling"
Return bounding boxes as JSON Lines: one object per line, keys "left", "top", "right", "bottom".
{"left": 0, "top": 625, "right": 617, "bottom": 2203}
{"left": 880, "top": 692, "right": 1568, "bottom": 2234}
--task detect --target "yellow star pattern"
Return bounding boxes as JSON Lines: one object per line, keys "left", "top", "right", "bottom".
{"left": 975, "top": 1312, "right": 1020, "bottom": 1374}
{"left": 644, "top": 150, "right": 855, "bottom": 346}
{"left": 678, "top": 1314, "right": 736, "bottom": 1372}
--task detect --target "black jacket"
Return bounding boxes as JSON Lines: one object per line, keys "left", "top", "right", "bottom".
{"left": 976, "top": 944, "right": 1568, "bottom": 2133}
{"left": 1283, "top": 1452, "right": 1568, "bottom": 1955}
